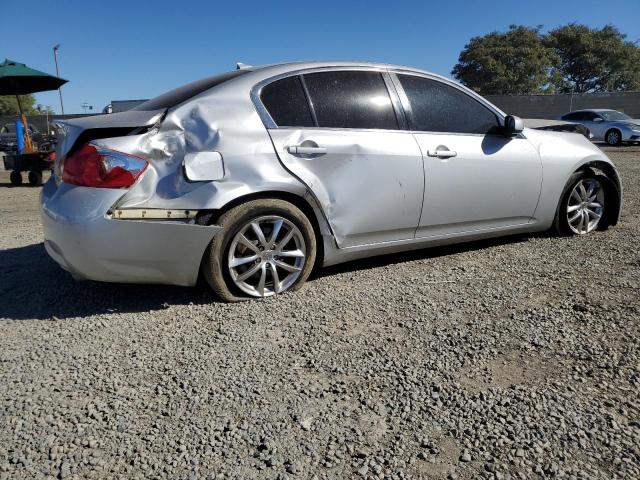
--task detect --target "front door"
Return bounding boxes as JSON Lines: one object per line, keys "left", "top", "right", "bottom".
{"left": 393, "top": 73, "right": 543, "bottom": 237}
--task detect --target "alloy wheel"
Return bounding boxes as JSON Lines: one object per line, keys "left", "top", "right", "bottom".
{"left": 566, "top": 178, "right": 605, "bottom": 235}
{"left": 227, "top": 216, "right": 307, "bottom": 297}
{"left": 606, "top": 130, "right": 620, "bottom": 145}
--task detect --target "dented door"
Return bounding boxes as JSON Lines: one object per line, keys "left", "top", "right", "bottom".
{"left": 268, "top": 129, "right": 424, "bottom": 248}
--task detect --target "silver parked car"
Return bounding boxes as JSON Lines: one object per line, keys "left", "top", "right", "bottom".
{"left": 41, "top": 62, "right": 623, "bottom": 301}
{"left": 559, "top": 109, "right": 640, "bottom": 146}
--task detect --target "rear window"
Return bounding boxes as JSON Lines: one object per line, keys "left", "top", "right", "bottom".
{"left": 561, "top": 112, "right": 581, "bottom": 121}
{"left": 260, "top": 75, "right": 315, "bottom": 127}
{"left": 563, "top": 111, "right": 602, "bottom": 121}
{"left": 132, "top": 70, "right": 248, "bottom": 111}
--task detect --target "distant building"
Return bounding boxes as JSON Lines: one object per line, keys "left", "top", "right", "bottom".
{"left": 102, "top": 99, "right": 148, "bottom": 114}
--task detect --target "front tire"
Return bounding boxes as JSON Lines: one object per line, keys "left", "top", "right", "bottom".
{"left": 554, "top": 171, "right": 609, "bottom": 236}
{"left": 202, "top": 199, "right": 316, "bottom": 302}
{"left": 605, "top": 129, "right": 622, "bottom": 146}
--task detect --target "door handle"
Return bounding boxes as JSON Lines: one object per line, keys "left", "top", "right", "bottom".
{"left": 427, "top": 148, "right": 457, "bottom": 158}
{"left": 287, "top": 144, "right": 327, "bottom": 156}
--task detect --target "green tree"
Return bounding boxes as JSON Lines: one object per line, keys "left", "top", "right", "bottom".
{"left": 0, "top": 94, "right": 38, "bottom": 115}
{"left": 452, "top": 25, "right": 558, "bottom": 95}
{"left": 545, "top": 24, "right": 640, "bottom": 93}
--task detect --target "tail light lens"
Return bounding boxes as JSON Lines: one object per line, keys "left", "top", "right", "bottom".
{"left": 62, "top": 144, "right": 148, "bottom": 188}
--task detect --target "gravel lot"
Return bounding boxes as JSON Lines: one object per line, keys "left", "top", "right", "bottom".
{"left": 1, "top": 146, "right": 639, "bottom": 480}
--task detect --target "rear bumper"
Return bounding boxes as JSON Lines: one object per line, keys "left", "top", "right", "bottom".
{"left": 40, "top": 178, "right": 221, "bottom": 286}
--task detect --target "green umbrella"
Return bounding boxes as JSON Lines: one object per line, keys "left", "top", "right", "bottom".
{"left": 0, "top": 58, "right": 67, "bottom": 96}
{"left": 0, "top": 59, "right": 68, "bottom": 153}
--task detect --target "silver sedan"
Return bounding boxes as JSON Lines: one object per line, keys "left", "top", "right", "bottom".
{"left": 559, "top": 109, "right": 640, "bottom": 146}
{"left": 41, "top": 62, "right": 623, "bottom": 301}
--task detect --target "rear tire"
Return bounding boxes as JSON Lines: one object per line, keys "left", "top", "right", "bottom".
{"left": 605, "top": 129, "right": 622, "bottom": 146}
{"left": 202, "top": 199, "right": 316, "bottom": 302}
{"left": 553, "top": 171, "right": 611, "bottom": 236}
{"left": 28, "top": 170, "right": 43, "bottom": 186}
{"left": 9, "top": 170, "right": 22, "bottom": 186}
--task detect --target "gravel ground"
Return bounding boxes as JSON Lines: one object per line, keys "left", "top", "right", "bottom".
{"left": 1, "top": 146, "right": 639, "bottom": 480}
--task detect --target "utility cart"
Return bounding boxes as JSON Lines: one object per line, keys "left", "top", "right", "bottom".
{"left": 0, "top": 58, "right": 67, "bottom": 187}
{"left": 3, "top": 150, "right": 55, "bottom": 186}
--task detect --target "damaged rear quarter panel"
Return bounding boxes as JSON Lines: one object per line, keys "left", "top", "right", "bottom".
{"left": 93, "top": 75, "right": 313, "bottom": 213}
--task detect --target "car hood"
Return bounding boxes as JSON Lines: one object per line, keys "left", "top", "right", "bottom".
{"left": 604, "top": 119, "right": 640, "bottom": 128}
{"left": 524, "top": 126, "right": 605, "bottom": 157}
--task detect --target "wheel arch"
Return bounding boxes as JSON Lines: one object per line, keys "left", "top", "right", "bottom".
{"left": 604, "top": 127, "right": 622, "bottom": 145}
{"left": 572, "top": 160, "right": 622, "bottom": 227}
{"left": 196, "top": 190, "right": 330, "bottom": 269}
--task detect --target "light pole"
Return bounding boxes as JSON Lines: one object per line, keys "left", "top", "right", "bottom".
{"left": 53, "top": 44, "right": 65, "bottom": 114}
{"left": 569, "top": 85, "right": 574, "bottom": 112}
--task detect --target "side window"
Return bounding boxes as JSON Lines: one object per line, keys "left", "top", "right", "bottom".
{"left": 583, "top": 112, "right": 600, "bottom": 121}
{"left": 398, "top": 74, "right": 500, "bottom": 134}
{"left": 260, "top": 76, "right": 314, "bottom": 127}
{"left": 303, "top": 71, "right": 399, "bottom": 129}
{"left": 562, "top": 112, "right": 580, "bottom": 121}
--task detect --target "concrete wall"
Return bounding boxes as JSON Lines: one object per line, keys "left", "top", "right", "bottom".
{"left": 486, "top": 91, "right": 640, "bottom": 119}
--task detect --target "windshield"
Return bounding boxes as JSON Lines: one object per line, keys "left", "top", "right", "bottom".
{"left": 132, "top": 70, "right": 249, "bottom": 111}
{"left": 599, "top": 110, "right": 631, "bottom": 121}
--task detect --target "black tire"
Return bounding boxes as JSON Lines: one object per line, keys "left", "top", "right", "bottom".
{"left": 28, "top": 170, "right": 43, "bottom": 186}
{"left": 202, "top": 199, "right": 317, "bottom": 302}
{"left": 9, "top": 170, "right": 22, "bottom": 186}
{"left": 553, "top": 170, "right": 612, "bottom": 236}
{"left": 605, "top": 129, "right": 622, "bottom": 146}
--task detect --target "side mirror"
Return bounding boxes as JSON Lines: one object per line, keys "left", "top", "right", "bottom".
{"left": 593, "top": 117, "right": 603, "bottom": 122}
{"left": 504, "top": 115, "right": 524, "bottom": 135}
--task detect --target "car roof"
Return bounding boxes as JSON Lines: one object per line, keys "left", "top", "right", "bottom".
{"left": 233, "top": 61, "right": 504, "bottom": 126}
{"left": 247, "top": 60, "right": 450, "bottom": 81}
{"left": 567, "top": 109, "right": 617, "bottom": 113}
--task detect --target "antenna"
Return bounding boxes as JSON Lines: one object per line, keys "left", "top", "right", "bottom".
{"left": 236, "top": 62, "right": 252, "bottom": 70}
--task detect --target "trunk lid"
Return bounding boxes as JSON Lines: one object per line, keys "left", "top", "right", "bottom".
{"left": 51, "top": 109, "right": 165, "bottom": 178}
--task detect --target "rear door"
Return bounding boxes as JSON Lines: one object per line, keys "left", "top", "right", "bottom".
{"left": 393, "top": 73, "right": 542, "bottom": 237}
{"left": 262, "top": 70, "right": 424, "bottom": 247}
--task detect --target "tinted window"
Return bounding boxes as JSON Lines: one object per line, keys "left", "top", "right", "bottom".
{"left": 303, "top": 71, "right": 398, "bottom": 129}
{"left": 398, "top": 75, "right": 500, "bottom": 134}
{"left": 260, "top": 76, "right": 314, "bottom": 127}
{"left": 562, "top": 112, "right": 581, "bottom": 121}
{"left": 133, "top": 70, "right": 248, "bottom": 111}
{"left": 566, "top": 112, "right": 601, "bottom": 121}
{"left": 600, "top": 110, "right": 631, "bottom": 121}
{"left": 583, "top": 111, "right": 602, "bottom": 121}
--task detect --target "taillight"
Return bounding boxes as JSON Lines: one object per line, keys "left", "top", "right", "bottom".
{"left": 61, "top": 144, "right": 148, "bottom": 188}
